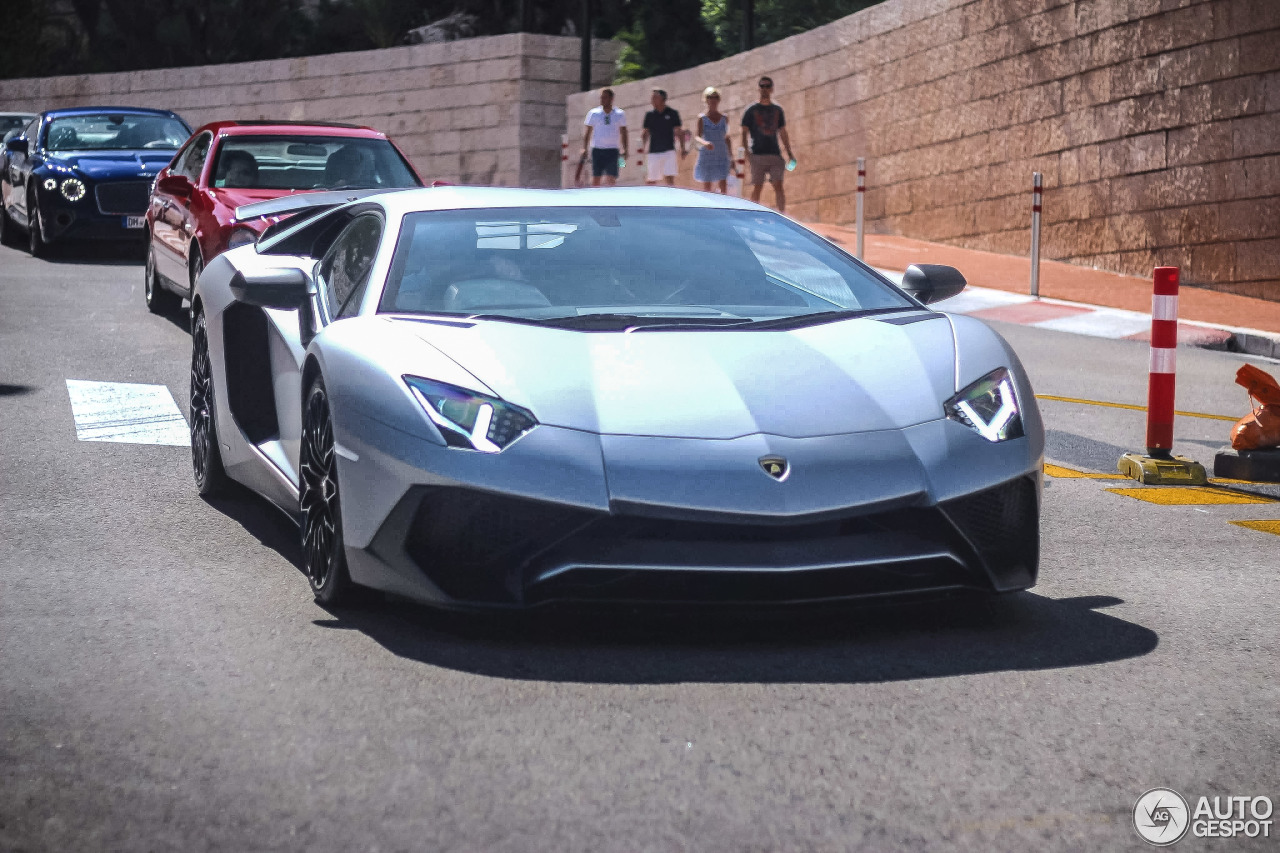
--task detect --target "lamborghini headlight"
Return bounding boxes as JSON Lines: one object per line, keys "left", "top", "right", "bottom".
{"left": 404, "top": 376, "right": 537, "bottom": 452}
{"left": 60, "top": 177, "right": 86, "bottom": 202}
{"left": 945, "top": 367, "right": 1024, "bottom": 442}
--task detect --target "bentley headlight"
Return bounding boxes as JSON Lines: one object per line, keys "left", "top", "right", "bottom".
{"left": 404, "top": 376, "right": 537, "bottom": 452}
{"left": 43, "top": 178, "right": 58, "bottom": 191}
{"left": 60, "top": 177, "right": 86, "bottom": 202}
{"left": 945, "top": 367, "right": 1024, "bottom": 442}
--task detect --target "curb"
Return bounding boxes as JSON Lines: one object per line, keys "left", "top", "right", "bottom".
{"left": 875, "top": 269, "right": 1280, "bottom": 359}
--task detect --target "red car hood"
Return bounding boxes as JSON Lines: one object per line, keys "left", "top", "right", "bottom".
{"left": 216, "top": 187, "right": 316, "bottom": 219}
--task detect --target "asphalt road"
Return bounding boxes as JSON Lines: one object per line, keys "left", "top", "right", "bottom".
{"left": 1, "top": 241, "right": 1278, "bottom": 852}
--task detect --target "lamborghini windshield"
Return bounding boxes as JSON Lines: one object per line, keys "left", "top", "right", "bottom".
{"left": 380, "top": 207, "right": 913, "bottom": 326}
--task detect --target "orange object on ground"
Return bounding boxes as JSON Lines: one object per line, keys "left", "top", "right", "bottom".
{"left": 1230, "top": 365, "right": 1280, "bottom": 450}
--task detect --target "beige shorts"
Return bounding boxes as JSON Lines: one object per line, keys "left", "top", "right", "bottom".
{"left": 749, "top": 154, "right": 786, "bottom": 185}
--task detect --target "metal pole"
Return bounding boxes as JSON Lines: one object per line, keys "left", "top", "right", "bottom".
{"left": 580, "top": 0, "right": 592, "bottom": 92}
{"left": 855, "top": 157, "right": 865, "bottom": 260}
{"left": 742, "top": 0, "right": 754, "bottom": 51}
{"left": 1030, "top": 171, "right": 1042, "bottom": 298}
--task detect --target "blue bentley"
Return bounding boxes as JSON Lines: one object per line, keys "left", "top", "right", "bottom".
{"left": 1, "top": 107, "right": 191, "bottom": 256}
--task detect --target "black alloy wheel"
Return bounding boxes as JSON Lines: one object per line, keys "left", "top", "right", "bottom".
{"left": 26, "top": 190, "right": 45, "bottom": 257}
{"left": 300, "top": 376, "right": 354, "bottom": 605}
{"left": 190, "top": 310, "right": 228, "bottom": 496}
{"left": 145, "top": 244, "right": 181, "bottom": 315}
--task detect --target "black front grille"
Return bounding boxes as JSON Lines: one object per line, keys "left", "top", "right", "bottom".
{"left": 95, "top": 181, "right": 150, "bottom": 215}
{"left": 940, "top": 476, "right": 1039, "bottom": 587}
{"left": 397, "top": 487, "right": 984, "bottom": 606}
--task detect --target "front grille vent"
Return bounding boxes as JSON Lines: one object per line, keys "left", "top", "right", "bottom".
{"left": 95, "top": 181, "right": 150, "bottom": 215}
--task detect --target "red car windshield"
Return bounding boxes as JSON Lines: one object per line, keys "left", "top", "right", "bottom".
{"left": 210, "top": 135, "right": 420, "bottom": 191}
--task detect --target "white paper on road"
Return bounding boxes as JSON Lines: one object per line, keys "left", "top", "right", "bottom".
{"left": 66, "top": 380, "right": 189, "bottom": 446}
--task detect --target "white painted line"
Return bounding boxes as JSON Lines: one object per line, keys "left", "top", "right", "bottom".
{"left": 1033, "top": 310, "right": 1153, "bottom": 339}
{"left": 66, "top": 380, "right": 189, "bottom": 446}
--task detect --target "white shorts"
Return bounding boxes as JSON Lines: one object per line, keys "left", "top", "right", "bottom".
{"left": 646, "top": 149, "right": 679, "bottom": 181}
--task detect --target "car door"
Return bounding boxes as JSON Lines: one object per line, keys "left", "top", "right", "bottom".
{"left": 153, "top": 131, "right": 211, "bottom": 286}
{"left": 276, "top": 212, "right": 385, "bottom": 476}
{"left": 7, "top": 117, "right": 39, "bottom": 226}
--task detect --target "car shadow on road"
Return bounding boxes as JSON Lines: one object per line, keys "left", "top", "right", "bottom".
{"left": 31, "top": 242, "right": 144, "bottom": 266}
{"left": 202, "top": 490, "right": 304, "bottom": 572}
{"left": 312, "top": 591, "right": 1158, "bottom": 685}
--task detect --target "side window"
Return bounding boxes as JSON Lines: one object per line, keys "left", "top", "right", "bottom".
{"left": 317, "top": 214, "right": 383, "bottom": 320}
{"left": 175, "top": 132, "right": 212, "bottom": 182}
{"left": 25, "top": 118, "right": 40, "bottom": 146}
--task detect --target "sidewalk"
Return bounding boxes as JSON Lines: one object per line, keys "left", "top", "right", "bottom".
{"left": 807, "top": 224, "right": 1280, "bottom": 359}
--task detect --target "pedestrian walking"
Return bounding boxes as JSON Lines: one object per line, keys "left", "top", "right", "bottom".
{"left": 692, "top": 87, "right": 731, "bottom": 194}
{"left": 740, "top": 76, "right": 795, "bottom": 212}
{"left": 581, "top": 88, "right": 627, "bottom": 187}
{"left": 640, "top": 89, "right": 685, "bottom": 186}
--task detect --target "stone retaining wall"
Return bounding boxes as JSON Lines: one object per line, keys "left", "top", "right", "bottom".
{"left": 568, "top": 0, "right": 1280, "bottom": 300}
{"left": 0, "top": 34, "right": 618, "bottom": 189}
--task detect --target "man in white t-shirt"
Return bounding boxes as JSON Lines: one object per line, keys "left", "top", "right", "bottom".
{"left": 580, "top": 88, "right": 628, "bottom": 187}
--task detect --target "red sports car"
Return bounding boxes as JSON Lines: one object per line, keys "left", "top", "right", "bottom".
{"left": 144, "top": 120, "right": 422, "bottom": 314}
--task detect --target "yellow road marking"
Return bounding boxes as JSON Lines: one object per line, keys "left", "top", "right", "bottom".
{"left": 1210, "top": 477, "right": 1264, "bottom": 485}
{"left": 1107, "top": 487, "right": 1276, "bottom": 505}
{"left": 1044, "top": 463, "right": 1126, "bottom": 479}
{"left": 1230, "top": 520, "right": 1280, "bottom": 535}
{"left": 1035, "top": 394, "right": 1239, "bottom": 422}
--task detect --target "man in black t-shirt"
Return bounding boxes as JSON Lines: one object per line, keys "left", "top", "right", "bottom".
{"left": 741, "top": 76, "right": 795, "bottom": 212}
{"left": 641, "top": 89, "right": 685, "bottom": 186}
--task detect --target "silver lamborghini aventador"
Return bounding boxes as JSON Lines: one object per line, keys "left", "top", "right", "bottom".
{"left": 188, "top": 186, "right": 1044, "bottom": 608}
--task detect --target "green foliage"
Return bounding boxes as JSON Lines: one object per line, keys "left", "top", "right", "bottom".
{"left": 3, "top": 0, "right": 884, "bottom": 82}
{"left": 702, "top": 0, "right": 881, "bottom": 55}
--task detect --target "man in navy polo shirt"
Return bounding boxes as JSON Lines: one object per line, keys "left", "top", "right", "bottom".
{"left": 641, "top": 89, "right": 684, "bottom": 186}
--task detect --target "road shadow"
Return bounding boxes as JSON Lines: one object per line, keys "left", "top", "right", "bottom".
{"left": 311, "top": 591, "right": 1158, "bottom": 685}
{"left": 1046, "top": 429, "right": 1132, "bottom": 473}
{"left": 202, "top": 489, "right": 303, "bottom": 572}
{"left": 0, "top": 383, "right": 34, "bottom": 397}
{"left": 37, "top": 241, "right": 145, "bottom": 266}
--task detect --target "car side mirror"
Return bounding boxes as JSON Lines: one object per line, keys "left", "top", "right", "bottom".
{"left": 4, "top": 137, "right": 27, "bottom": 154}
{"left": 900, "top": 264, "right": 967, "bottom": 305}
{"left": 156, "top": 174, "right": 192, "bottom": 197}
{"left": 229, "top": 268, "right": 309, "bottom": 310}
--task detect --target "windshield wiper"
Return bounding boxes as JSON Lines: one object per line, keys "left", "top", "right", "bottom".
{"left": 739, "top": 308, "right": 897, "bottom": 330}
{"left": 529, "top": 313, "right": 754, "bottom": 331}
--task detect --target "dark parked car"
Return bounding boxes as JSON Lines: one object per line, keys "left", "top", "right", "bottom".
{"left": 0, "top": 106, "right": 190, "bottom": 256}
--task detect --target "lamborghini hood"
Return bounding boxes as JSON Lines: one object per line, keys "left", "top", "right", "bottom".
{"left": 401, "top": 314, "right": 957, "bottom": 439}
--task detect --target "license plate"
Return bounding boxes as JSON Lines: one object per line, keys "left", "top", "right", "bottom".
{"left": 124, "top": 216, "right": 146, "bottom": 229}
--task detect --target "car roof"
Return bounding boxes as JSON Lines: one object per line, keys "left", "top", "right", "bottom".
{"left": 195, "top": 120, "right": 383, "bottom": 138}
{"left": 371, "top": 185, "right": 775, "bottom": 216}
{"left": 41, "top": 106, "right": 183, "bottom": 119}
{"left": 0, "top": 112, "right": 36, "bottom": 118}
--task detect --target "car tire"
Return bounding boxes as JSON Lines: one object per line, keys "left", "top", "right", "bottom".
{"left": 300, "top": 375, "right": 355, "bottom": 606}
{"left": 189, "top": 244, "right": 203, "bottom": 295}
{"left": 0, "top": 200, "right": 15, "bottom": 247}
{"left": 190, "top": 309, "right": 230, "bottom": 496}
{"left": 26, "top": 190, "right": 46, "bottom": 258}
{"left": 145, "top": 244, "right": 181, "bottom": 315}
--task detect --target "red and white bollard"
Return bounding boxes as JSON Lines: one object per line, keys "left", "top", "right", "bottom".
{"left": 1118, "top": 265, "right": 1207, "bottom": 484}
{"left": 636, "top": 144, "right": 644, "bottom": 168}
{"left": 1146, "top": 266, "right": 1180, "bottom": 458}
{"left": 855, "top": 157, "right": 866, "bottom": 260}
{"left": 560, "top": 134, "right": 568, "bottom": 163}
{"left": 735, "top": 146, "right": 747, "bottom": 185}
